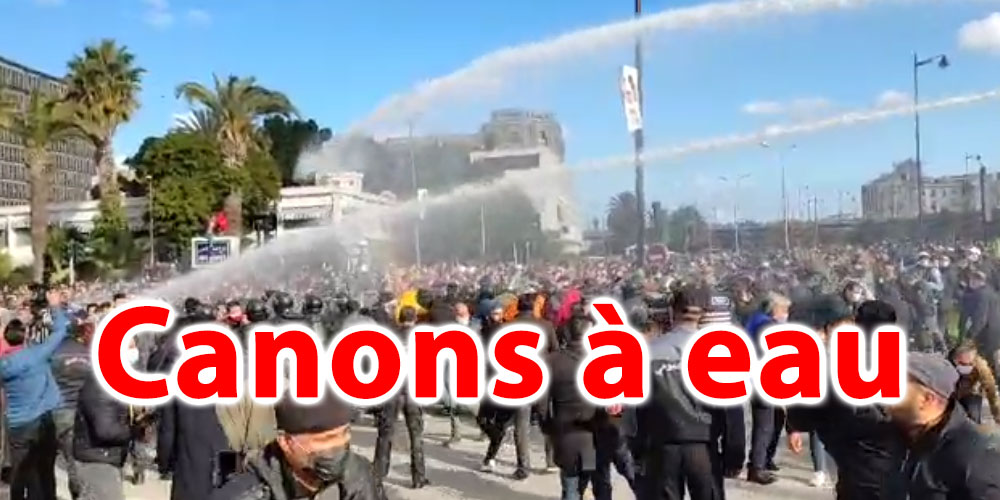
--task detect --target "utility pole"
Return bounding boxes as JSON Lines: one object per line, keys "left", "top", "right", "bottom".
{"left": 913, "top": 52, "right": 949, "bottom": 239}
{"left": 981, "top": 164, "right": 989, "bottom": 241}
{"left": 480, "top": 203, "right": 487, "bottom": 257}
{"left": 813, "top": 196, "right": 821, "bottom": 247}
{"left": 760, "top": 142, "right": 793, "bottom": 251}
{"left": 633, "top": 0, "right": 646, "bottom": 268}
{"left": 408, "top": 121, "right": 422, "bottom": 266}
{"left": 147, "top": 175, "right": 155, "bottom": 267}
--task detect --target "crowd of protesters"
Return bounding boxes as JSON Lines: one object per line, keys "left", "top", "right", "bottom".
{"left": 0, "top": 241, "right": 998, "bottom": 499}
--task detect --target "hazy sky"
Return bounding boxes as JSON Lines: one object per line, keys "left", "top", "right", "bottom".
{"left": 5, "top": 0, "right": 1000, "bottom": 222}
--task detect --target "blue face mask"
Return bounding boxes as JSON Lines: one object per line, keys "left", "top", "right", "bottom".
{"left": 957, "top": 364, "right": 974, "bottom": 376}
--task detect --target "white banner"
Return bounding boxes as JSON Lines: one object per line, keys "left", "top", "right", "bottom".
{"left": 620, "top": 65, "right": 643, "bottom": 133}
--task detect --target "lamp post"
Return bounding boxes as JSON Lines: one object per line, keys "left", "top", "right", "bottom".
{"left": 719, "top": 174, "right": 750, "bottom": 253}
{"left": 760, "top": 141, "right": 795, "bottom": 252}
{"left": 408, "top": 121, "right": 422, "bottom": 266}
{"left": 146, "top": 175, "right": 154, "bottom": 268}
{"left": 966, "top": 153, "right": 981, "bottom": 214}
{"left": 913, "top": 52, "right": 949, "bottom": 238}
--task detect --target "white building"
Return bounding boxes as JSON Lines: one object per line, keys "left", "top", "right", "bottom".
{"left": 0, "top": 172, "right": 394, "bottom": 265}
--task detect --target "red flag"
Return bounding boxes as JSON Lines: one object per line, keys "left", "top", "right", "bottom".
{"left": 213, "top": 212, "right": 229, "bottom": 234}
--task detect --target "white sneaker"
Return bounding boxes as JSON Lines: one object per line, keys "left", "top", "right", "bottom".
{"left": 480, "top": 459, "right": 495, "bottom": 473}
{"left": 810, "top": 471, "right": 828, "bottom": 488}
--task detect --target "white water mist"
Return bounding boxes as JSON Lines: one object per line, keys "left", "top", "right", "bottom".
{"left": 142, "top": 88, "right": 1000, "bottom": 301}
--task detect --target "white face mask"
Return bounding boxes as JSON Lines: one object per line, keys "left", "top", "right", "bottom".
{"left": 126, "top": 348, "right": 140, "bottom": 366}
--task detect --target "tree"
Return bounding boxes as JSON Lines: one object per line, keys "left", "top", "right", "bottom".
{"left": 666, "top": 205, "right": 707, "bottom": 251}
{"left": 175, "top": 75, "right": 295, "bottom": 235}
{"left": 262, "top": 117, "right": 331, "bottom": 186}
{"left": 127, "top": 132, "right": 280, "bottom": 250}
{"left": 2, "top": 91, "right": 79, "bottom": 281}
{"left": 65, "top": 39, "right": 144, "bottom": 203}
{"left": 89, "top": 192, "right": 140, "bottom": 276}
{"left": 606, "top": 191, "right": 641, "bottom": 254}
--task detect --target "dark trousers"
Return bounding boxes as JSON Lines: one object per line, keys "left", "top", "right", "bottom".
{"left": 960, "top": 394, "right": 985, "bottom": 424}
{"left": 642, "top": 443, "right": 723, "bottom": 500}
{"left": 560, "top": 466, "right": 612, "bottom": 500}
{"left": 373, "top": 396, "right": 426, "bottom": 483}
{"left": 749, "top": 404, "right": 783, "bottom": 470}
{"left": 9, "top": 412, "right": 57, "bottom": 500}
{"left": 596, "top": 424, "right": 636, "bottom": 491}
{"left": 721, "top": 406, "right": 746, "bottom": 473}
{"left": 52, "top": 409, "right": 81, "bottom": 499}
{"left": 483, "top": 406, "right": 532, "bottom": 471}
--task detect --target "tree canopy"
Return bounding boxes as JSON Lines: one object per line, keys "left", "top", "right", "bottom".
{"left": 126, "top": 132, "right": 280, "bottom": 249}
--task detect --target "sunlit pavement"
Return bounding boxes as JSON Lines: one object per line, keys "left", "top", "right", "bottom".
{"left": 45, "top": 412, "right": 833, "bottom": 500}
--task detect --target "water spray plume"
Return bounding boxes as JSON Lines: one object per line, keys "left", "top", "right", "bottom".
{"left": 351, "top": 0, "right": 956, "bottom": 132}
{"left": 582, "top": 88, "right": 1000, "bottom": 171}
{"left": 143, "top": 88, "right": 1000, "bottom": 302}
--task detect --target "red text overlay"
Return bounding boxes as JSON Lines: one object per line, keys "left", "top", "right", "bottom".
{"left": 91, "top": 299, "right": 907, "bottom": 407}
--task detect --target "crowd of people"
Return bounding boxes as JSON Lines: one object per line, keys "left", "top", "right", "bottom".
{"left": 0, "top": 241, "right": 999, "bottom": 499}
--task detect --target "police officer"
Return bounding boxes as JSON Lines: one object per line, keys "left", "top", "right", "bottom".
{"left": 302, "top": 295, "right": 325, "bottom": 337}
{"left": 272, "top": 292, "right": 302, "bottom": 321}
{"left": 210, "top": 393, "right": 379, "bottom": 500}
{"left": 245, "top": 299, "right": 270, "bottom": 324}
{"left": 639, "top": 287, "right": 726, "bottom": 500}
{"left": 372, "top": 306, "right": 429, "bottom": 490}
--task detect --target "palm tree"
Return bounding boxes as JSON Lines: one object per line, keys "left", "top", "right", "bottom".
{"left": 65, "top": 39, "right": 144, "bottom": 202}
{"left": 606, "top": 191, "right": 641, "bottom": 254}
{"left": 175, "top": 75, "right": 295, "bottom": 236}
{"left": 2, "top": 91, "right": 79, "bottom": 281}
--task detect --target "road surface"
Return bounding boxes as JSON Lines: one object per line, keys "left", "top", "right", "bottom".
{"left": 48, "top": 411, "right": 833, "bottom": 500}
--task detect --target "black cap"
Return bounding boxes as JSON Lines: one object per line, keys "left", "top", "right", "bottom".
{"left": 275, "top": 392, "right": 353, "bottom": 434}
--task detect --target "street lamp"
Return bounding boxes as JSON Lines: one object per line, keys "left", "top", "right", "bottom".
{"left": 760, "top": 141, "right": 795, "bottom": 252}
{"left": 719, "top": 174, "right": 751, "bottom": 253}
{"left": 146, "top": 175, "right": 154, "bottom": 268}
{"left": 913, "top": 52, "right": 949, "bottom": 238}
{"left": 966, "top": 153, "right": 981, "bottom": 213}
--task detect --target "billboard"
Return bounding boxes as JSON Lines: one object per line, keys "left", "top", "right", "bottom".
{"left": 190, "top": 236, "right": 240, "bottom": 268}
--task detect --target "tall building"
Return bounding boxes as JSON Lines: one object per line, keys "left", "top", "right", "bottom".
{"left": 861, "top": 159, "right": 1000, "bottom": 220}
{"left": 0, "top": 55, "right": 97, "bottom": 206}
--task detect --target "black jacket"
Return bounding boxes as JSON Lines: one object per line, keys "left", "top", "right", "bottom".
{"left": 514, "top": 311, "right": 559, "bottom": 356}
{"left": 50, "top": 338, "right": 90, "bottom": 411}
{"left": 961, "top": 286, "right": 1000, "bottom": 353}
{"left": 210, "top": 443, "right": 379, "bottom": 500}
{"left": 638, "top": 327, "right": 714, "bottom": 444}
{"left": 787, "top": 398, "right": 905, "bottom": 500}
{"left": 536, "top": 345, "right": 599, "bottom": 470}
{"left": 157, "top": 401, "right": 231, "bottom": 500}
{"left": 73, "top": 375, "right": 131, "bottom": 467}
{"left": 903, "top": 403, "right": 1000, "bottom": 500}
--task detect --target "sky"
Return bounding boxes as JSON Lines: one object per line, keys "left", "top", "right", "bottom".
{"left": 5, "top": 0, "right": 1000, "bottom": 224}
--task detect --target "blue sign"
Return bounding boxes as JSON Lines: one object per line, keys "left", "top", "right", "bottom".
{"left": 191, "top": 237, "right": 238, "bottom": 267}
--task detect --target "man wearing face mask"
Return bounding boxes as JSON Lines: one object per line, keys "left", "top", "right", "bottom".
{"left": 960, "top": 270, "right": 1000, "bottom": 368}
{"left": 211, "top": 393, "right": 379, "bottom": 500}
{"left": 887, "top": 352, "right": 1000, "bottom": 499}
{"left": 950, "top": 340, "right": 1000, "bottom": 425}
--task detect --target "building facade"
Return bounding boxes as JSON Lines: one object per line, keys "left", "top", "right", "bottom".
{"left": 0, "top": 55, "right": 97, "bottom": 206}
{"left": 861, "top": 159, "right": 1000, "bottom": 220}
{"left": 375, "top": 109, "right": 582, "bottom": 252}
